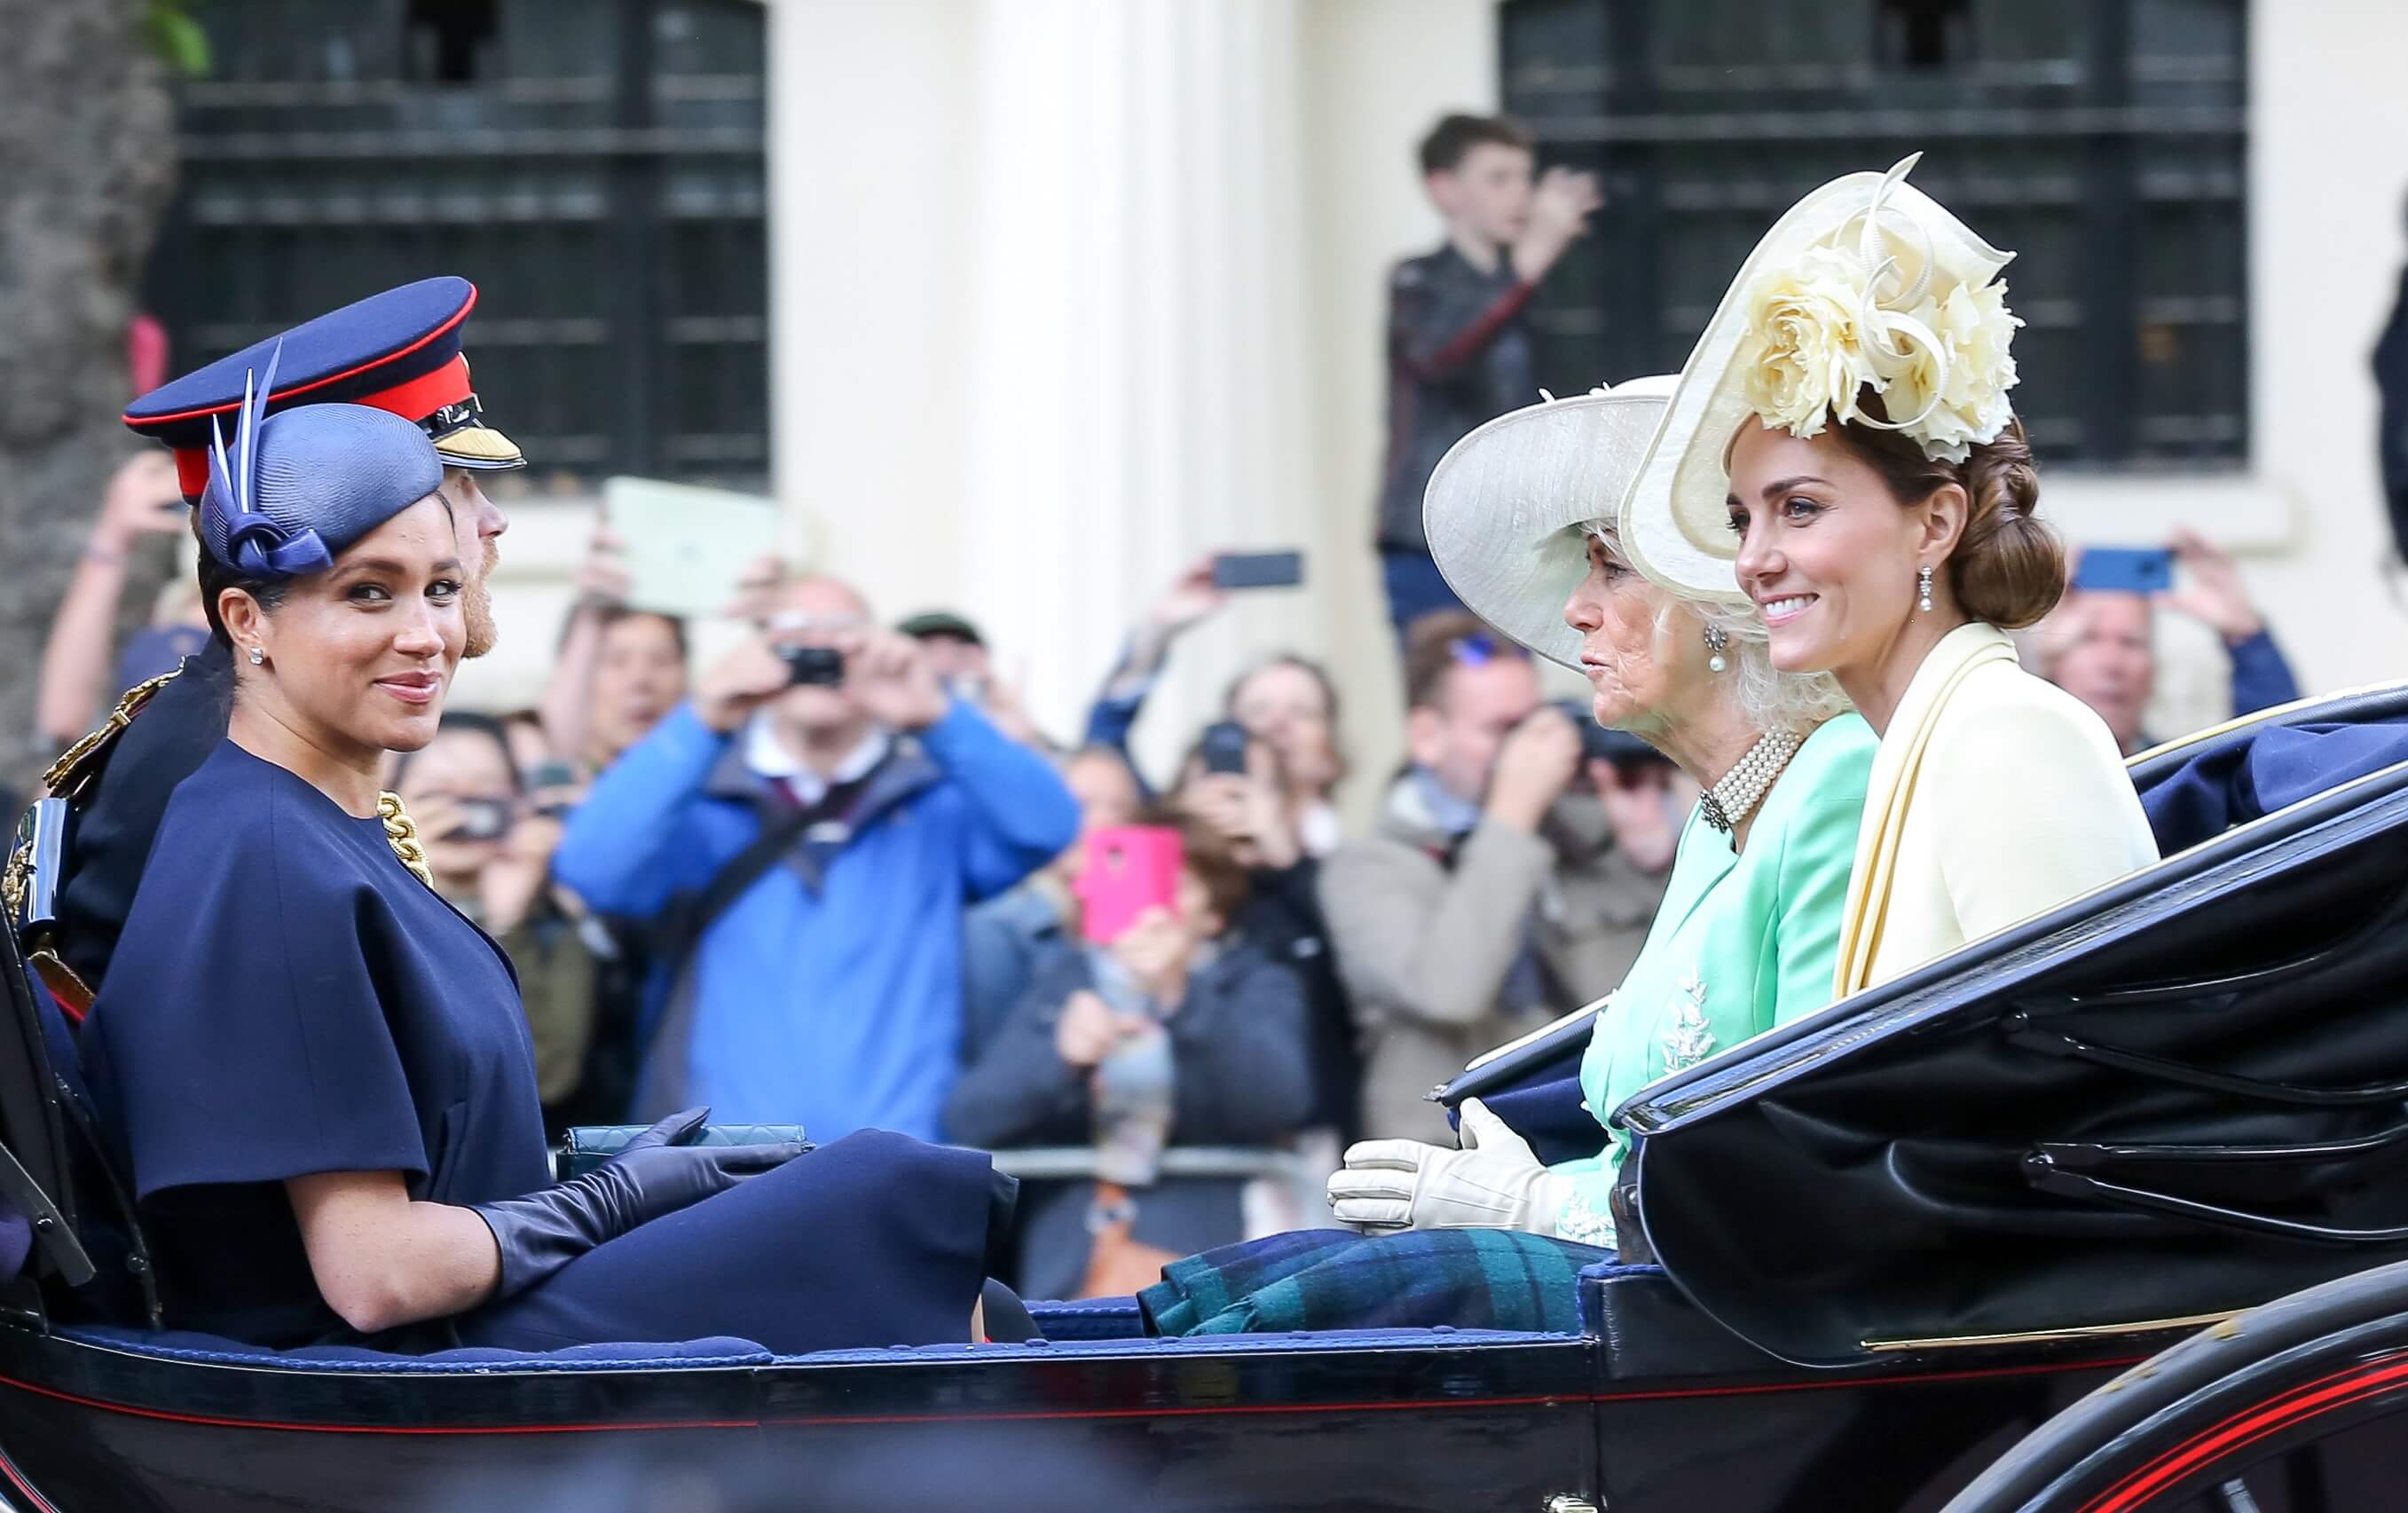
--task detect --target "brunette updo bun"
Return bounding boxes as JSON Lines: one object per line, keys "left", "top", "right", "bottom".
{"left": 1830, "top": 397, "right": 2066, "bottom": 631}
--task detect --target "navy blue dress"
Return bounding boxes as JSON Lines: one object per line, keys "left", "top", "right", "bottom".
{"left": 84, "top": 742, "right": 996, "bottom": 1354}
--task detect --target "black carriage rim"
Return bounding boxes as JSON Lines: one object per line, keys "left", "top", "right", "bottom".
{"left": 2066, "top": 1341, "right": 2408, "bottom": 1512}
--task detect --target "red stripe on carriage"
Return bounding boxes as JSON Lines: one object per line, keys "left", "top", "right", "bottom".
{"left": 2079, "top": 1348, "right": 2408, "bottom": 1513}
{"left": 0, "top": 1353, "right": 2142, "bottom": 1438}
{"left": 0, "top": 1444, "right": 60, "bottom": 1513}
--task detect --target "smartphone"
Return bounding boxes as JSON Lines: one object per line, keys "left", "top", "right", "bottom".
{"left": 2074, "top": 547, "right": 2175, "bottom": 595}
{"left": 1075, "top": 825, "right": 1185, "bottom": 943}
{"left": 1212, "top": 550, "right": 1304, "bottom": 591}
{"left": 1200, "top": 720, "right": 1252, "bottom": 776}
{"left": 776, "top": 644, "right": 845, "bottom": 686}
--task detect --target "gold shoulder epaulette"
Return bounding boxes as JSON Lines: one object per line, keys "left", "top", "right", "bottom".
{"left": 41, "top": 670, "right": 180, "bottom": 803}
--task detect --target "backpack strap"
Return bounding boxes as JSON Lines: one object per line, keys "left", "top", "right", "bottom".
{"left": 681, "top": 804, "right": 820, "bottom": 952}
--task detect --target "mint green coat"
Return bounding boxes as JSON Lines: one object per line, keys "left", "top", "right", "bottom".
{"left": 1545, "top": 713, "right": 1877, "bottom": 1246}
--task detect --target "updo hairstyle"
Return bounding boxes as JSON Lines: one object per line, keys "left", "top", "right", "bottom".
{"left": 1826, "top": 393, "right": 2063, "bottom": 630}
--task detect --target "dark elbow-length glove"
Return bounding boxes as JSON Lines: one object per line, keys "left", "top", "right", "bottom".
{"left": 471, "top": 1107, "right": 807, "bottom": 1303}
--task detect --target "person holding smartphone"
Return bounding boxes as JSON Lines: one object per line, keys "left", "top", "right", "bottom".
{"left": 32, "top": 451, "right": 197, "bottom": 750}
{"left": 2035, "top": 531, "right": 2302, "bottom": 755}
{"left": 942, "top": 816, "right": 1312, "bottom": 1300}
{"left": 1076, "top": 552, "right": 1346, "bottom": 855}
{"left": 392, "top": 713, "right": 599, "bottom": 1129}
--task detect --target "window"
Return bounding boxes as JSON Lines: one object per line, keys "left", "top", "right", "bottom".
{"left": 1500, "top": 0, "right": 2249, "bottom": 470}
{"left": 146, "top": 0, "right": 770, "bottom": 492}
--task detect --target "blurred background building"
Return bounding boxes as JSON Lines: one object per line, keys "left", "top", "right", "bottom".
{"left": 136, "top": 0, "right": 2408, "bottom": 800}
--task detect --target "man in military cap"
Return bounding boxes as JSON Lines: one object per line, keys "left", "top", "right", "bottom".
{"left": 37, "top": 278, "right": 525, "bottom": 1003}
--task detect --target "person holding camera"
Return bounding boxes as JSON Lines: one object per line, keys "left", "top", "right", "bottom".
{"left": 392, "top": 713, "right": 599, "bottom": 1128}
{"left": 1323, "top": 611, "right": 1677, "bottom": 1145}
{"left": 552, "top": 572, "right": 1079, "bottom": 1143}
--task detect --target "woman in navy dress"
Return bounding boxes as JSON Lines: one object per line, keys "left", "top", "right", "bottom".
{"left": 83, "top": 363, "right": 1008, "bottom": 1354}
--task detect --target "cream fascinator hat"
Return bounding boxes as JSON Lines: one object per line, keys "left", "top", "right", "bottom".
{"left": 1422, "top": 376, "right": 1677, "bottom": 670}
{"left": 1618, "top": 154, "right": 2023, "bottom": 606}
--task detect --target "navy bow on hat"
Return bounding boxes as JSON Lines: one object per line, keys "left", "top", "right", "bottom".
{"left": 195, "top": 341, "right": 446, "bottom": 581}
{"left": 201, "top": 344, "right": 334, "bottom": 578}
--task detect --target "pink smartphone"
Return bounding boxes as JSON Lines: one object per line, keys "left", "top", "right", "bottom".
{"left": 1075, "top": 825, "right": 1184, "bottom": 944}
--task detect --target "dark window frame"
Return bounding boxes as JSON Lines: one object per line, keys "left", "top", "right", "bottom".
{"left": 1499, "top": 0, "right": 2250, "bottom": 473}
{"left": 144, "top": 0, "right": 770, "bottom": 493}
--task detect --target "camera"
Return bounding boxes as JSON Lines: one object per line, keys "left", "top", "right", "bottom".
{"left": 445, "top": 796, "right": 515, "bottom": 843}
{"left": 776, "top": 644, "right": 846, "bottom": 687}
{"left": 1549, "top": 700, "right": 1672, "bottom": 776}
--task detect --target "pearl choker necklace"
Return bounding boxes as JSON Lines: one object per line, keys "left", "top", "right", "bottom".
{"left": 1698, "top": 729, "right": 1805, "bottom": 834}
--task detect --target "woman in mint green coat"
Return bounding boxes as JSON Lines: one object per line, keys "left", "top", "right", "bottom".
{"left": 1141, "top": 381, "right": 1873, "bottom": 1336}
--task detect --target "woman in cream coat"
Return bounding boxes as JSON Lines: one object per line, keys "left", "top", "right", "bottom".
{"left": 1619, "top": 155, "right": 2158, "bottom": 991}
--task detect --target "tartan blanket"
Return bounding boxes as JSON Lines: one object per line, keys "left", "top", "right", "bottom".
{"left": 1138, "top": 1227, "right": 1609, "bottom": 1336}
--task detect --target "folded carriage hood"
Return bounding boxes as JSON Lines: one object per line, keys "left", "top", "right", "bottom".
{"left": 1615, "top": 709, "right": 2408, "bottom": 1369}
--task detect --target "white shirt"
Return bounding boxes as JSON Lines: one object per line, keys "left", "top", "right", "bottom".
{"left": 742, "top": 714, "right": 890, "bottom": 807}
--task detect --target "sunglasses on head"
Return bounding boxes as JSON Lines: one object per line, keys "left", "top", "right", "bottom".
{"left": 1449, "top": 633, "right": 1528, "bottom": 667}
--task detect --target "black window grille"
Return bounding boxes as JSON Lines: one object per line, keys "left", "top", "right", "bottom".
{"left": 143, "top": 0, "right": 769, "bottom": 492}
{"left": 1500, "top": 0, "right": 2248, "bottom": 470}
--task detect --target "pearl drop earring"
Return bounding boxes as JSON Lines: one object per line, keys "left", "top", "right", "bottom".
{"left": 1704, "top": 623, "right": 1729, "bottom": 674}
{"left": 1916, "top": 564, "right": 1935, "bottom": 614}
{"left": 248, "top": 646, "right": 266, "bottom": 666}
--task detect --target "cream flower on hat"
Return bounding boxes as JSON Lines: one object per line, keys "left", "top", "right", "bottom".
{"left": 1617, "top": 154, "right": 2018, "bottom": 606}
{"left": 1742, "top": 244, "right": 1881, "bottom": 440}
{"left": 1733, "top": 154, "right": 2021, "bottom": 463}
{"left": 1882, "top": 277, "right": 2024, "bottom": 464}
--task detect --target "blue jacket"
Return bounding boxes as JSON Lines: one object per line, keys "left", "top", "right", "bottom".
{"left": 553, "top": 700, "right": 1078, "bottom": 1141}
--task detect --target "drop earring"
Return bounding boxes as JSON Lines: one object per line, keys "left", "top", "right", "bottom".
{"left": 1916, "top": 564, "right": 1935, "bottom": 614}
{"left": 248, "top": 646, "right": 266, "bottom": 666}
{"left": 1704, "top": 623, "right": 1729, "bottom": 674}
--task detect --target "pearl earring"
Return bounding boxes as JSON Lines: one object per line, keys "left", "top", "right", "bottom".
{"left": 1704, "top": 623, "right": 1729, "bottom": 674}
{"left": 248, "top": 646, "right": 266, "bottom": 666}
{"left": 1916, "top": 564, "right": 1935, "bottom": 614}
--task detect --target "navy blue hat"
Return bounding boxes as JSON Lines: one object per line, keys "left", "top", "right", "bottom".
{"left": 198, "top": 347, "right": 446, "bottom": 580}
{"left": 126, "top": 276, "right": 522, "bottom": 499}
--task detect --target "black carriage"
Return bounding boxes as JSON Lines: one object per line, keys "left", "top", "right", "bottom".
{"left": 5, "top": 686, "right": 2408, "bottom": 1512}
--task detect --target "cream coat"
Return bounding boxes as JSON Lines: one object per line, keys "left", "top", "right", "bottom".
{"left": 1836, "top": 622, "right": 2160, "bottom": 995}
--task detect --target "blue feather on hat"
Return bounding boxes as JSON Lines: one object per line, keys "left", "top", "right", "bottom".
{"left": 198, "top": 341, "right": 446, "bottom": 580}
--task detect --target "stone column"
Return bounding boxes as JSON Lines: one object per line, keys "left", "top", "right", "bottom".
{"left": 956, "top": 0, "right": 1327, "bottom": 777}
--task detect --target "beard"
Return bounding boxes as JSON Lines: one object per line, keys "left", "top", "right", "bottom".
{"left": 461, "top": 537, "right": 501, "bottom": 658}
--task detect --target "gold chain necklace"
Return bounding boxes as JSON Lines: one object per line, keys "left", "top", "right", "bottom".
{"left": 377, "top": 792, "right": 436, "bottom": 887}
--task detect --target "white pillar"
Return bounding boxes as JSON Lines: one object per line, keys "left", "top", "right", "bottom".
{"left": 764, "top": 0, "right": 1503, "bottom": 806}
{"left": 954, "top": 0, "right": 1326, "bottom": 780}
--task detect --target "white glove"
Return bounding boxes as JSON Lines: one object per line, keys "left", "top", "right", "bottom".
{"left": 1326, "top": 1099, "right": 1567, "bottom": 1234}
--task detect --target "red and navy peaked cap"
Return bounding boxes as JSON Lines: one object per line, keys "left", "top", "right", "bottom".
{"left": 124, "top": 276, "right": 523, "bottom": 499}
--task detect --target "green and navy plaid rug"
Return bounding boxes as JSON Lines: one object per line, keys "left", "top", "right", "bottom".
{"left": 1138, "top": 1227, "right": 1608, "bottom": 1336}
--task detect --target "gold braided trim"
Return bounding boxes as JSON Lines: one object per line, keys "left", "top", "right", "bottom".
{"left": 378, "top": 792, "right": 436, "bottom": 887}
{"left": 42, "top": 671, "right": 182, "bottom": 800}
{"left": 2, "top": 824, "right": 28, "bottom": 925}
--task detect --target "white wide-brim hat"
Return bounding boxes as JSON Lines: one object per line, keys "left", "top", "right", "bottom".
{"left": 1422, "top": 377, "right": 1681, "bottom": 670}
{"left": 1617, "top": 154, "right": 2015, "bottom": 606}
